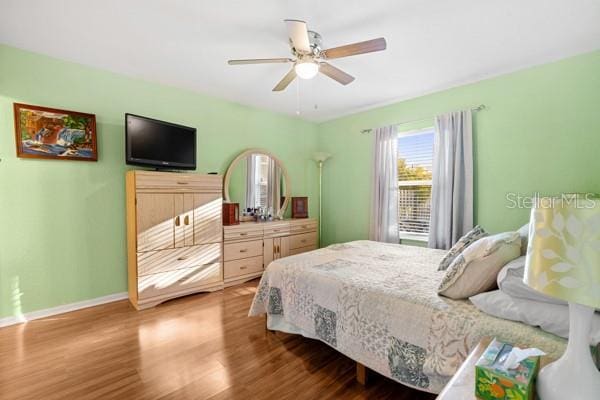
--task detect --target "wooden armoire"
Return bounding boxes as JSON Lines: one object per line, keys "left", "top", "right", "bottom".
{"left": 125, "top": 170, "right": 223, "bottom": 309}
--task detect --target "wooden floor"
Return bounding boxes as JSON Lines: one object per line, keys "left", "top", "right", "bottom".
{"left": 0, "top": 280, "right": 436, "bottom": 400}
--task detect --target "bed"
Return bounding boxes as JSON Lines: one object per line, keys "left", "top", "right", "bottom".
{"left": 248, "top": 240, "right": 566, "bottom": 394}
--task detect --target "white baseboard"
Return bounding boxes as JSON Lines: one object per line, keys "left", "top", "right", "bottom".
{"left": 0, "top": 292, "right": 128, "bottom": 328}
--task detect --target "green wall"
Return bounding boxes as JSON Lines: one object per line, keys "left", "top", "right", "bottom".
{"left": 0, "top": 45, "right": 318, "bottom": 319}
{"left": 2, "top": 43, "right": 599, "bottom": 320}
{"left": 317, "top": 50, "right": 600, "bottom": 246}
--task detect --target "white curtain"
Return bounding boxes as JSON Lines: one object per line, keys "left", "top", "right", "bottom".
{"left": 267, "top": 158, "right": 281, "bottom": 214}
{"left": 369, "top": 125, "right": 399, "bottom": 243}
{"left": 428, "top": 110, "right": 474, "bottom": 250}
{"left": 245, "top": 155, "right": 257, "bottom": 209}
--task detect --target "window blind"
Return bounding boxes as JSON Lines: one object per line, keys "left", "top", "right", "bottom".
{"left": 397, "top": 129, "right": 434, "bottom": 236}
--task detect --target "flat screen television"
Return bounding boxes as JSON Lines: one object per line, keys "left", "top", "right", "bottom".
{"left": 125, "top": 113, "right": 196, "bottom": 170}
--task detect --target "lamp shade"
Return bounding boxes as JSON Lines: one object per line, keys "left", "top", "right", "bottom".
{"left": 312, "top": 152, "right": 331, "bottom": 163}
{"left": 524, "top": 195, "right": 600, "bottom": 309}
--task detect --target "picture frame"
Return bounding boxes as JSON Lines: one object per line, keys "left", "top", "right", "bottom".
{"left": 223, "top": 202, "right": 240, "bottom": 226}
{"left": 13, "top": 103, "right": 98, "bottom": 161}
{"left": 292, "top": 197, "right": 309, "bottom": 218}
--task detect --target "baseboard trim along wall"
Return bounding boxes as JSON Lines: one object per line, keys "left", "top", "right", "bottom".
{"left": 0, "top": 292, "right": 128, "bottom": 328}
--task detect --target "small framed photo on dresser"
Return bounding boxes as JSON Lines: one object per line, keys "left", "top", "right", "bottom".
{"left": 292, "top": 197, "right": 308, "bottom": 218}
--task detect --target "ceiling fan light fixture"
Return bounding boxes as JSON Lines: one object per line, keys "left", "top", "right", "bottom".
{"left": 228, "top": 20, "right": 386, "bottom": 91}
{"left": 294, "top": 60, "right": 319, "bottom": 79}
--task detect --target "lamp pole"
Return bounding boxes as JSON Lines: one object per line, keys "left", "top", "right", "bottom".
{"left": 312, "top": 152, "right": 331, "bottom": 248}
{"left": 318, "top": 160, "right": 323, "bottom": 247}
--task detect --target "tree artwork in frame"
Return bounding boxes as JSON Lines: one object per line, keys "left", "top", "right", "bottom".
{"left": 13, "top": 103, "right": 98, "bottom": 161}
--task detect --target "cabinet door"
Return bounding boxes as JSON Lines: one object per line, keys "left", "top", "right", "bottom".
{"left": 137, "top": 193, "right": 176, "bottom": 252}
{"left": 264, "top": 237, "right": 274, "bottom": 267}
{"left": 279, "top": 236, "right": 290, "bottom": 258}
{"left": 193, "top": 192, "right": 222, "bottom": 244}
{"left": 174, "top": 194, "right": 184, "bottom": 248}
{"left": 274, "top": 237, "right": 282, "bottom": 261}
{"left": 183, "top": 194, "right": 195, "bottom": 247}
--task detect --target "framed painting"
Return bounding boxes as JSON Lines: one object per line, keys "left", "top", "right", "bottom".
{"left": 14, "top": 103, "right": 97, "bottom": 161}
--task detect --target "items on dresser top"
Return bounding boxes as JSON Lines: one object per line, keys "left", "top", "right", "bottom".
{"left": 223, "top": 148, "right": 291, "bottom": 219}
{"left": 125, "top": 170, "right": 224, "bottom": 310}
{"left": 291, "top": 197, "right": 309, "bottom": 218}
{"left": 222, "top": 202, "right": 240, "bottom": 226}
{"left": 242, "top": 206, "right": 274, "bottom": 222}
{"left": 223, "top": 218, "right": 318, "bottom": 286}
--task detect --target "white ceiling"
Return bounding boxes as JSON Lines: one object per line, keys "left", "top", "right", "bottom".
{"left": 1, "top": 0, "right": 599, "bottom": 122}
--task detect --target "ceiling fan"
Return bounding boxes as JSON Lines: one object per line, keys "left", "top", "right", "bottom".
{"left": 228, "top": 19, "right": 387, "bottom": 92}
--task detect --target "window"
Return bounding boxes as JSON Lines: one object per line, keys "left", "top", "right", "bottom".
{"left": 252, "top": 154, "right": 270, "bottom": 208}
{"left": 397, "top": 128, "right": 434, "bottom": 240}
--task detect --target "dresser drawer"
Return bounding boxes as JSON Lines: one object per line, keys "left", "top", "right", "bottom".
{"left": 138, "top": 263, "right": 222, "bottom": 300}
{"left": 289, "top": 232, "right": 317, "bottom": 250}
{"left": 263, "top": 222, "right": 290, "bottom": 238}
{"left": 289, "top": 245, "right": 317, "bottom": 256}
{"left": 290, "top": 220, "right": 317, "bottom": 233}
{"left": 135, "top": 171, "right": 222, "bottom": 191}
{"left": 224, "top": 239, "right": 263, "bottom": 261}
{"left": 224, "top": 256, "right": 263, "bottom": 279}
{"left": 138, "top": 244, "right": 221, "bottom": 276}
{"left": 224, "top": 228, "right": 263, "bottom": 242}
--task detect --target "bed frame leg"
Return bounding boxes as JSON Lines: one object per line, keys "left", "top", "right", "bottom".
{"left": 264, "top": 314, "right": 273, "bottom": 333}
{"left": 356, "top": 362, "right": 368, "bottom": 385}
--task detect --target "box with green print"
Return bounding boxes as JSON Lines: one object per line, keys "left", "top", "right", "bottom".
{"left": 475, "top": 339, "right": 539, "bottom": 400}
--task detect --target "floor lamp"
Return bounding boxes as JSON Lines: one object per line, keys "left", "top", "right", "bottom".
{"left": 312, "top": 152, "right": 331, "bottom": 248}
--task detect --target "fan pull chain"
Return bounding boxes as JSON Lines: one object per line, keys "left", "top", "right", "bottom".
{"left": 296, "top": 78, "right": 301, "bottom": 116}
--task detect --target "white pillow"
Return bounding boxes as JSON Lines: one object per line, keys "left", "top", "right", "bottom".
{"left": 497, "top": 256, "right": 566, "bottom": 305}
{"left": 437, "top": 225, "right": 488, "bottom": 271}
{"left": 517, "top": 223, "right": 529, "bottom": 256}
{"left": 438, "top": 232, "right": 521, "bottom": 299}
{"left": 470, "top": 290, "right": 600, "bottom": 344}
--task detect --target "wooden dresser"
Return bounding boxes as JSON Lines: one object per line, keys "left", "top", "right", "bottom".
{"left": 223, "top": 218, "right": 318, "bottom": 286}
{"left": 126, "top": 170, "right": 224, "bottom": 310}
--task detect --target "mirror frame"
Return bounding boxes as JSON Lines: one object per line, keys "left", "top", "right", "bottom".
{"left": 223, "top": 148, "right": 291, "bottom": 219}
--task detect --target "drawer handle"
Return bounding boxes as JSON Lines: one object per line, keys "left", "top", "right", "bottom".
{"left": 184, "top": 215, "right": 190, "bottom": 225}
{"left": 301, "top": 239, "right": 307, "bottom": 243}
{"left": 177, "top": 181, "right": 189, "bottom": 185}
{"left": 177, "top": 256, "right": 188, "bottom": 261}
{"left": 175, "top": 216, "right": 181, "bottom": 227}
{"left": 239, "top": 249, "right": 248, "bottom": 253}
{"left": 273, "top": 229, "right": 280, "bottom": 232}
{"left": 240, "top": 266, "right": 248, "bottom": 270}
{"left": 178, "top": 277, "right": 187, "bottom": 282}
{"left": 239, "top": 232, "right": 248, "bottom": 236}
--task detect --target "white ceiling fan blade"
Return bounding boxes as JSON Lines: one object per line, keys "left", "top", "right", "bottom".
{"left": 319, "top": 62, "right": 355, "bottom": 85}
{"left": 284, "top": 19, "right": 311, "bottom": 53}
{"left": 272, "top": 67, "right": 297, "bottom": 91}
{"left": 228, "top": 58, "right": 293, "bottom": 65}
{"left": 321, "top": 38, "right": 387, "bottom": 59}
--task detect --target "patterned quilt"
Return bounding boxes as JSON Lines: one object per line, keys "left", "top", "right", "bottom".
{"left": 249, "top": 241, "right": 567, "bottom": 393}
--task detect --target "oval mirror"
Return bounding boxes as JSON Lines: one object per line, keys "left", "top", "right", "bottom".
{"left": 224, "top": 149, "right": 291, "bottom": 219}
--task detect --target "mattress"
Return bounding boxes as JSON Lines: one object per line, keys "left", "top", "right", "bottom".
{"left": 248, "top": 240, "right": 566, "bottom": 393}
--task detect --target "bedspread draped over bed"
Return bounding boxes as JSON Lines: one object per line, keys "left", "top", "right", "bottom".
{"left": 248, "top": 241, "right": 566, "bottom": 393}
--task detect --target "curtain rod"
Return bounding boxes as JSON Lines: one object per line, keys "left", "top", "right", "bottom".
{"left": 360, "top": 104, "right": 487, "bottom": 134}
